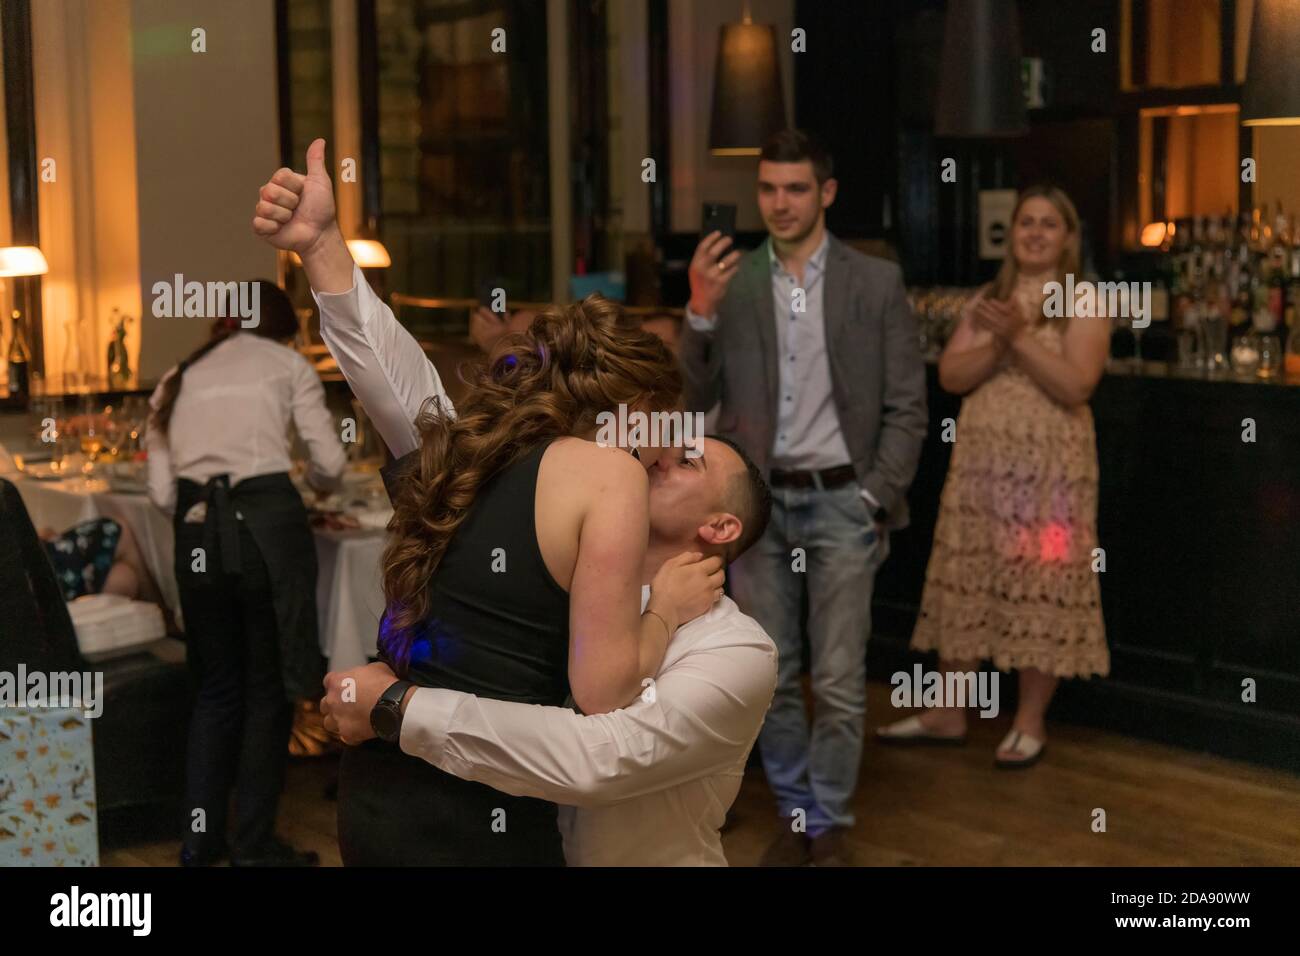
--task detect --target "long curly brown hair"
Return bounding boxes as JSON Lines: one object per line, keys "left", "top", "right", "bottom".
{"left": 380, "top": 294, "right": 682, "bottom": 672}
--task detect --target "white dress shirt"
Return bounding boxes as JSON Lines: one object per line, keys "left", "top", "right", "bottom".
{"left": 312, "top": 265, "right": 452, "bottom": 459}
{"left": 312, "top": 267, "right": 779, "bottom": 865}
{"left": 146, "top": 333, "right": 346, "bottom": 513}
{"left": 401, "top": 587, "right": 777, "bottom": 866}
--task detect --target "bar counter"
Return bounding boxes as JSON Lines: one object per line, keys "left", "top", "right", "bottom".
{"left": 869, "top": 361, "right": 1300, "bottom": 771}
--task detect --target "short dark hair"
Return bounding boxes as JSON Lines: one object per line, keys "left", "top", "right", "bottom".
{"left": 759, "top": 129, "right": 833, "bottom": 185}
{"left": 707, "top": 434, "right": 773, "bottom": 563}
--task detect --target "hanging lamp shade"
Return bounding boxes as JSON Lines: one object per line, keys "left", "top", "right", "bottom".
{"left": 1242, "top": 0, "right": 1300, "bottom": 126}
{"left": 934, "top": 0, "right": 1028, "bottom": 138}
{"left": 708, "top": 21, "right": 787, "bottom": 156}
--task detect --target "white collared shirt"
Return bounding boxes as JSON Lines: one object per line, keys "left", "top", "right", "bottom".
{"left": 400, "top": 587, "right": 777, "bottom": 866}
{"left": 146, "top": 333, "right": 346, "bottom": 513}
{"left": 312, "top": 265, "right": 452, "bottom": 459}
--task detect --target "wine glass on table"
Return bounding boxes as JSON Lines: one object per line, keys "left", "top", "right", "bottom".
{"left": 121, "top": 395, "right": 148, "bottom": 459}
{"left": 101, "top": 406, "right": 126, "bottom": 481}
{"left": 78, "top": 394, "right": 104, "bottom": 487}
{"left": 49, "top": 396, "right": 78, "bottom": 479}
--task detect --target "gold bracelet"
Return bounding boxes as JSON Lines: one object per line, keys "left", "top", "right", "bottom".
{"left": 644, "top": 608, "right": 672, "bottom": 640}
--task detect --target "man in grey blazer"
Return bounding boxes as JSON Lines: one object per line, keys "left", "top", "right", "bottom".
{"left": 680, "top": 129, "right": 926, "bottom": 866}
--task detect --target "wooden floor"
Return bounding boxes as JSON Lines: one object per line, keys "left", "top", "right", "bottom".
{"left": 103, "top": 680, "right": 1300, "bottom": 866}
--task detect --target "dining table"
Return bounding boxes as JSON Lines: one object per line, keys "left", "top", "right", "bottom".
{"left": 7, "top": 465, "right": 388, "bottom": 671}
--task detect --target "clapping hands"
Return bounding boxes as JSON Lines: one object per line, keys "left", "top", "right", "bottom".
{"left": 971, "top": 297, "right": 1028, "bottom": 346}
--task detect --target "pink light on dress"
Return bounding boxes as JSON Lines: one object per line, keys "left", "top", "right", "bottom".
{"left": 1039, "top": 522, "right": 1072, "bottom": 562}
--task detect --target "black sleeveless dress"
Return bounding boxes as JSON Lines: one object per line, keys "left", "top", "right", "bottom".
{"left": 337, "top": 441, "right": 571, "bottom": 865}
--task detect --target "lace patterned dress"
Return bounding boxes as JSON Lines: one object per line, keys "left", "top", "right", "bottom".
{"left": 912, "top": 290, "right": 1109, "bottom": 678}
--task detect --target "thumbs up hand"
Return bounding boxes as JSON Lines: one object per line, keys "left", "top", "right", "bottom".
{"left": 252, "top": 138, "right": 337, "bottom": 255}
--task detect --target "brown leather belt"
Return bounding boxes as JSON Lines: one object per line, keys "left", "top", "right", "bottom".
{"left": 768, "top": 464, "right": 857, "bottom": 490}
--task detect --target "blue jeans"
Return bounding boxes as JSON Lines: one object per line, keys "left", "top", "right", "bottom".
{"left": 729, "top": 481, "right": 888, "bottom": 832}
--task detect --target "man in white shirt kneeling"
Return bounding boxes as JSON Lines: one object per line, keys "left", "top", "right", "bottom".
{"left": 321, "top": 435, "right": 777, "bottom": 866}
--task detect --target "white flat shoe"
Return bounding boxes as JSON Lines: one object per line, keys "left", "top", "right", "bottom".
{"left": 995, "top": 729, "right": 1046, "bottom": 769}
{"left": 876, "top": 715, "right": 967, "bottom": 746}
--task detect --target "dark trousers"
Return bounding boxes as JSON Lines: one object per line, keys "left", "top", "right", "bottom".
{"left": 338, "top": 739, "right": 566, "bottom": 866}
{"left": 177, "top": 521, "right": 292, "bottom": 858}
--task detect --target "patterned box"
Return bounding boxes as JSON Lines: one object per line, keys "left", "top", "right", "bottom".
{"left": 0, "top": 706, "right": 99, "bottom": 866}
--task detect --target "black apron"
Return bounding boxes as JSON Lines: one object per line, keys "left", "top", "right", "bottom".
{"left": 174, "top": 472, "right": 325, "bottom": 701}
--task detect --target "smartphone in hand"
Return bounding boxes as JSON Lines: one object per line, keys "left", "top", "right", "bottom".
{"left": 701, "top": 202, "right": 737, "bottom": 242}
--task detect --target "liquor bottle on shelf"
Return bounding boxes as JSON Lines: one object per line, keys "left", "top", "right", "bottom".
{"left": 1231, "top": 276, "right": 1251, "bottom": 330}
{"left": 1191, "top": 216, "right": 1207, "bottom": 290}
{"left": 1169, "top": 218, "right": 1190, "bottom": 329}
{"left": 1287, "top": 242, "right": 1300, "bottom": 326}
{"left": 1286, "top": 243, "right": 1300, "bottom": 380}
{"left": 1203, "top": 281, "right": 1229, "bottom": 372}
{"left": 1249, "top": 250, "right": 1267, "bottom": 320}
{"left": 1267, "top": 254, "right": 1286, "bottom": 332}
{"left": 5, "top": 309, "right": 31, "bottom": 410}
{"left": 1269, "top": 203, "right": 1287, "bottom": 264}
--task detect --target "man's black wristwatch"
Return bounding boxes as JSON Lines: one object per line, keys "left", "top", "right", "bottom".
{"left": 370, "top": 679, "right": 416, "bottom": 743}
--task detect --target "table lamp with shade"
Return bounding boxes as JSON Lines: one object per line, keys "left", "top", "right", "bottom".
{"left": 0, "top": 245, "right": 49, "bottom": 408}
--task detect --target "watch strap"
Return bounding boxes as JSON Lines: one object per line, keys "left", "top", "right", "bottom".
{"left": 371, "top": 679, "right": 415, "bottom": 742}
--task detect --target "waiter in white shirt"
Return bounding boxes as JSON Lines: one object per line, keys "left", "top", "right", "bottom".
{"left": 146, "top": 280, "right": 345, "bottom": 868}
{"left": 252, "top": 139, "right": 779, "bottom": 865}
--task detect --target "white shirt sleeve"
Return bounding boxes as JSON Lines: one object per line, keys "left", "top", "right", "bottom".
{"left": 312, "top": 264, "right": 454, "bottom": 459}
{"left": 290, "top": 353, "right": 347, "bottom": 492}
{"left": 684, "top": 305, "right": 721, "bottom": 334}
{"left": 144, "top": 375, "right": 177, "bottom": 515}
{"left": 399, "top": 628, "right": 777, "bottom": 808}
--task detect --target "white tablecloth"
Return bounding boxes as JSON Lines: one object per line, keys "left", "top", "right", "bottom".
{"left": 313, "top": 528, "right": 385, "bottom": 670}
{"left": 9, "top": 473, "right": 384, "bottom": 671}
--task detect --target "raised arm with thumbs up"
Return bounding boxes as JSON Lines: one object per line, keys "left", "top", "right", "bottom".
{"left": 251, "top": 138, "right": 355, "bottom": 295}
{"left": 252, "top": 137, "right": 453, "bottom": 460}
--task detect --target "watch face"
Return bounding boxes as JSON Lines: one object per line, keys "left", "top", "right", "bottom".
{"left": 371, "top": 702, "right": 400, "bottom": 741}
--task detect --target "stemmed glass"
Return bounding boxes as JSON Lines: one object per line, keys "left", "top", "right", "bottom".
{"left": 77, "top": 394, "right": 104, "bottom": 487}
{"left": 123, "top": 395, "right": 149, "bottom": 459}
{"left": 101, "top": 406, "right": 125, "bottom": 474}
{"left": 51, "top": 398, "right": 79, "bottom": 479}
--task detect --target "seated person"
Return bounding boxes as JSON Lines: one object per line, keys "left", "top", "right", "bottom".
{"left": 39, "top": 516, "right": 163, "bottom": 607}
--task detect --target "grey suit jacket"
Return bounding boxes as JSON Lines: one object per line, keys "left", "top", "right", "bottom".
{"left": 679, "top": 235, "right": 928, "bottom": 530}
